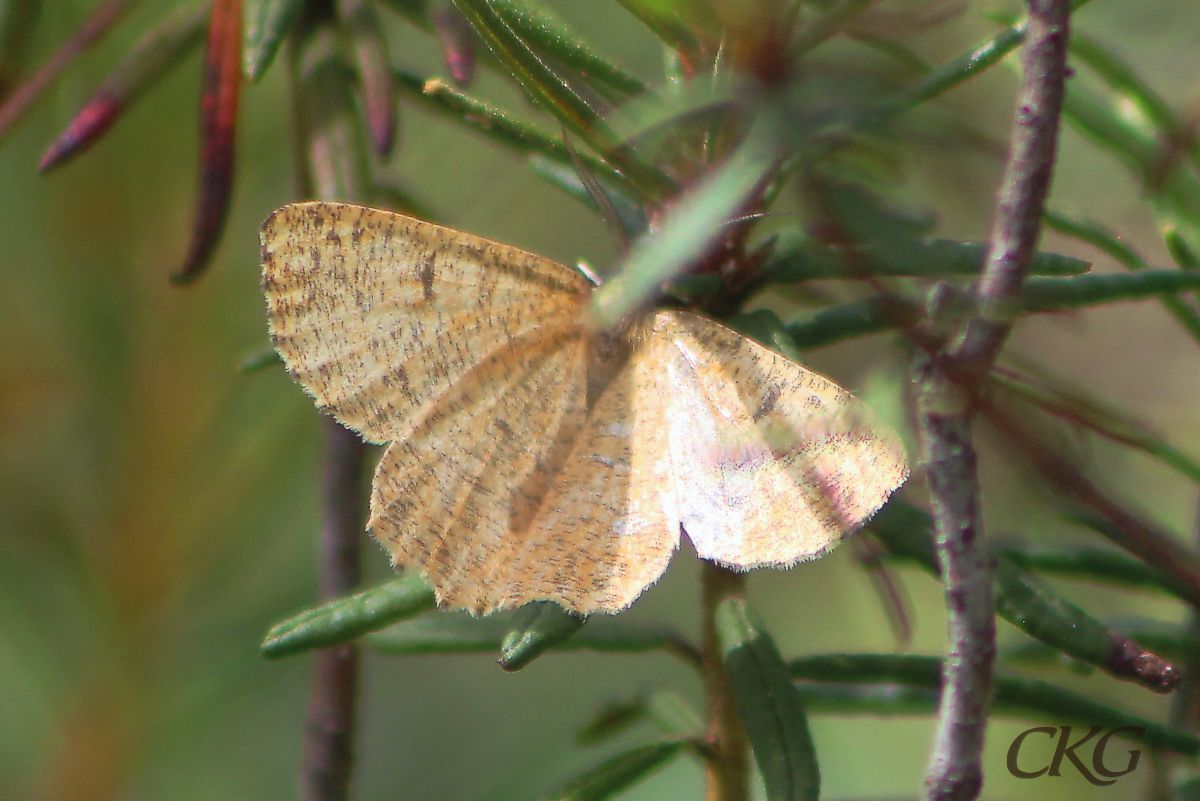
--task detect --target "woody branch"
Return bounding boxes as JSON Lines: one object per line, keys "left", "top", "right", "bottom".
{"left": 918, "top": 2, "right": 1070, "bottom": 800}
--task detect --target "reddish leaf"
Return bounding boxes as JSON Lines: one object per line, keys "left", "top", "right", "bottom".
{"left": 39, "top": 3, "right": 208, "bottom": 173}
{"left": 174, "top": 0, "right": 242, "bottom": 284}
{"left": 39, "top": 91, "right": 123, "bottom": 171}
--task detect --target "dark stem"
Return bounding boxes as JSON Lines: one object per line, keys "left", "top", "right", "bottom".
{"left": 301, "top": 420, "right": 366, "bottom": 801}
{"left": 946, "top": 0, "right": 1071, "bottom": 378}
{"left": 919, "top": 3, "right": 1070, "bottom": 800}
{"left": 700, "top": 562, "right": 750, "bottom": 801}
{"left": 292, "top": 3, "right": 372, "bottom": 799}
{"left": 917, "top": 359, "right": 994, "bottom": 801}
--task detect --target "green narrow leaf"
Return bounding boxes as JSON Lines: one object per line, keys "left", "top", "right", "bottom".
{"left": 782, "top": 270, "right": 1200, "bottom": 351}
{"left": 789, "top": 654, "right": 1200, "bottom": 754}
{"left": 500, "top": 601, "right": 586, "bottom": 671}
{"left": 1005, "top": 619, "right": 1200, "bottom": 664}
{"left": 589, "top": 127, "right": 774, "bottom": 328}
{"left": 489, "top": 0, "right": 648, "bottom": 98}
{"left": 261, "top": 574, "right": 436, "bottom": 658}
{"left": 785, "top": 296, "right": 897, "bottom": 349}
{"left": 997, "top": 545, "right": 1172, "bottom": 590}
{"left": 1071, "top": 514, "right": 1200, "bottom": 603}
{"left": 815, "top": 180, "right": 936, "bottom": 244}
{"left": 1021, "top": 270, "right": 1200, "bottom": 309}
{"left": 369, "top": 609, "right": 696, "bottom": 659}
{"left": 452, "top": 0, "right": 598, "bottom": 131}
{"left": 889, "top": 0, "right": 1094, "bottom": 111}
{"left": 293, "top": 6, "right": 371, "bottom": 201}
{"left": 763, "top": 233, "right": 1088, "bottom": 282}
{"left": 561, "top": 131, "right": 636, "bottom": 249}
{"left": 717, "top": 598, "right": 820, "bottom": 801}
{"left": 1062, "top": 82, "right": 1160, "bottom": 177}
{"left": 243, "top": 0, "right": 307, "bottom": 81}
{"left": 543, "top": 740, "right": 689, "bottom": 801}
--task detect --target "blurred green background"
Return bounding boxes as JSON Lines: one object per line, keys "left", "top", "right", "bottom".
{"left": 2, "top": 1, "right": 1200, "bottom": 799}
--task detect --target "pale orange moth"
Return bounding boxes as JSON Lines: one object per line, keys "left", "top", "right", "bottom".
{"left": 262, "top": 202, "right": 908, "bottom": 615}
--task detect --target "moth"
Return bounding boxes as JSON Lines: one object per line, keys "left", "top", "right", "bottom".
{"left": 261, "top": 202, "right": 908, "bottom": 615}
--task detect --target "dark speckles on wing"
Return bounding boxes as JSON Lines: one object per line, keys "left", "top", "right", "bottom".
{"left": 752, "top": 383, "right": 781, "bottom": 422}
{"left": 420, "top": 256, "right": 436, "bottom": 303}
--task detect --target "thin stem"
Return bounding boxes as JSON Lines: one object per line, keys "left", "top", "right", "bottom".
{"left": 947, "top": 1, "right": 1071, "bottom": 377}
{"left": 919, "top": 3, "right": 1070, "bottom": 800}
{"left": 916, "top": 358, "right": 995, "bottom": 801}
{"left": 291, "top": 4, "right": 371, "bottom": 799}
{"left": 700, "top": 562, "right": 750, "bottom": 801}
{"left": 302, "top": 421, "right": 366, "bottom": 801}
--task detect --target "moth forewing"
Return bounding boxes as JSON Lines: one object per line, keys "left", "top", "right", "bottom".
{"left": 261, "top": 201, "right": 590, "bottom": 444}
